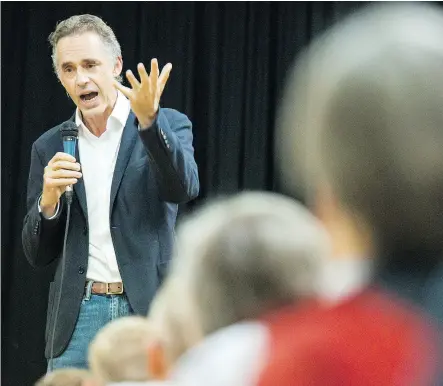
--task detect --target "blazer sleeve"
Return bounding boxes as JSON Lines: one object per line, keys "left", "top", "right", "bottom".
{"left": 22, "top": 142, "right": 66, "bottom": 268}
{"left": 138, "top": 108, "right": 200, "bottom": 203}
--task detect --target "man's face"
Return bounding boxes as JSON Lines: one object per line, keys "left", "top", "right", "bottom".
{"left": 56, "top": 32, "right": 122, "bottom": 118}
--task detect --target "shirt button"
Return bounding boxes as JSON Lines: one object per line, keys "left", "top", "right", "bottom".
{"left": 78, "top": 267, "right": 85, "bottom": 274}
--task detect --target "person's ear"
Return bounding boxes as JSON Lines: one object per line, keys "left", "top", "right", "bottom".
{"left": 113, "top": 56, "right": 123, "bottom": 79}
{"left": 147, "top": 340, "right": 169, "bottom": 380}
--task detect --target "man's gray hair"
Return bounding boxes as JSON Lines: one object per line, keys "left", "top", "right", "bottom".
{"left": 277, "top": 4, "right": 443, "bottom": 256}
{"left": 48, "top": 14, "right": 122, "bottom": 81}
{"left": 169, "top": 191, "right": 329, "bottom": 336}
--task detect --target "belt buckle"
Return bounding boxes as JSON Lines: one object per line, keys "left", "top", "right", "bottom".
{"left": 106, "top": 282, "right": 124, "bottom": 295}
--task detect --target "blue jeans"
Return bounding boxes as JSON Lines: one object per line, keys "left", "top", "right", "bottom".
{"left": 47, "top": 282, "right": 134, "bottom": 371}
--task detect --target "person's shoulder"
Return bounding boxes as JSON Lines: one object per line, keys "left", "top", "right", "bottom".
{"left": 34, "top": 122, "right": 73, "bottom": 148}
{"left": 33, "top": 121, "right": 68, "bottom": 149}
{"left": 172, "top": 322, "right": 267, "bottom": 385}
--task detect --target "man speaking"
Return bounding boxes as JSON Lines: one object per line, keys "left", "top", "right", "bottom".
{"left": 21, "top": 14, "right": 199, "bottom": 370}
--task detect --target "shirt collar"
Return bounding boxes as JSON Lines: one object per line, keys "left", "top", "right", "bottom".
{"left": 75, "top": 90, "right": 130, "bottom": 131}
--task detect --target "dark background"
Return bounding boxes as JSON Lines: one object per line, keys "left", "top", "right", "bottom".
{"left": 2, "top": 2, "right": 364, "bottom": 385}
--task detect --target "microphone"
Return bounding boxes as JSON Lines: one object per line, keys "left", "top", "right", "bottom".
{"left": 60, "top": 122, "right": 79, "bottom": 202}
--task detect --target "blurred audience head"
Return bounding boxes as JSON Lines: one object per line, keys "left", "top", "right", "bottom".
{"left": 277, "top": 3, "right": 443, "bottom": 263}
{"left": 88, "top": 316, "right": 158, "bottom": 383}
{"left": 148, "top": 275, "right": 202, "bottom": 378}
{"left": 35, "top": 368, "right": 101, "bottom": 386}
{"left": 169, "top": 191, "right": 329, "bottom": 337}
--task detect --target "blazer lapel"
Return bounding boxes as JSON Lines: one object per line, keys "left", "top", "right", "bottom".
{"left": 73, "top": 144, "right": 88, "bottom": 219}
{"left": 110, "top": 111, "right": 138, "bottom": 213}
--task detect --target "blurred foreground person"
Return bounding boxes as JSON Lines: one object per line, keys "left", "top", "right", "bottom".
{"left": 149, "top": 192, "right": 329, "bottom": 385}
{"left": 35, "top": 368, "right": 102, "bottom": 386}
{"left": 264, "top": 3, "right": 443, "bottom": 385}
{"left": 147, "top": 275, "right": 202, "bottom": 380}
{"left": 88, "top": 316, "right": 169, "bottom": 385}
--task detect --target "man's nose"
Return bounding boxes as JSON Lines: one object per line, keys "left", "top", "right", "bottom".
{"left": 75, "top": 68, "right": 90, "bottom": 87}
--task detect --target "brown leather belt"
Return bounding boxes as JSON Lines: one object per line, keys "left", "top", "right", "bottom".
{"left": 87, "top": 281, "right": 124, "bottom": 295}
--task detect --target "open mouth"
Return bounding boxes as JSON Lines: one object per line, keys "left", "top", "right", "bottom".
{"left": 80, "top": 92, "right": 98, "bottom": 103}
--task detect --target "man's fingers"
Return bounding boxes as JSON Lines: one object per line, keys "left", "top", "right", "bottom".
{"left": 49, "top": 152, "right": 76, "bottom": 166}
{"left": 125, "top": 70, "right": 141, "bottom": 90}
{"left": 113, "top": 80, "right": 132, "bottom": 98}
{"left": 137, "top": 62, "right": 150, "bottom": 85}
{"left": 51, "top": 161, "right": 81, "bottom": 171}
{"left": 158, "top": 63, "right": 172, "bottom": 95}
{"left": 149, "top": 59, "right": 159, "bottom": 93}
{"left": 48, "top": 169, "right": 82, "bottom": 179}
{"left": 44, "top": 177, "right": 79, "bottom": 188}
{"left": 159, "top": 80, "right": 168, "bottom": 96}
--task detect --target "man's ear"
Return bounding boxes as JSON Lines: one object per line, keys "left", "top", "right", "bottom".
{"left": 147, "top": 340, "right": 169, "bottom": 380}
{"left": 113, "top": 56, "right": 123, "bottom": 79}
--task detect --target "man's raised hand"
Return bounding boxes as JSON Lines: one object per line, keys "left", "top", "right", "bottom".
{"left": 114, "top": 58, "right": 172, "bottom": 129}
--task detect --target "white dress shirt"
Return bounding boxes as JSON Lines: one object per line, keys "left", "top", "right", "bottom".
{"left": 75, "top": 90, "right": 130, "bottom": 283}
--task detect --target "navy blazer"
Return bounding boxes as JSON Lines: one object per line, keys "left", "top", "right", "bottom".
{"left": 22, "top": 108, "right": 199, "bottom": 358}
